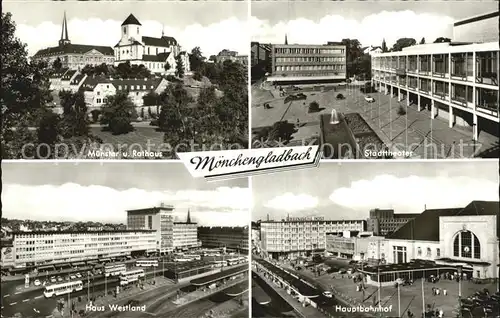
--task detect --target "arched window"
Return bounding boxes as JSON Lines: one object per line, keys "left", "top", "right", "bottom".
{"left": 453, "top": 231, "right": 480, "bottom": 259}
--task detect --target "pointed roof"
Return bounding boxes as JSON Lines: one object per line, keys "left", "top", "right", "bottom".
{"left": 122, "top": 14, "right": 142, "bottom": 26}
{"left": 61, "top": 12, "right": 69, "bottom": 41}
{"left": 187, "top": 209, "right": 191, "bottom": 223}
{"left": 285, "top": 34, "right": 288, "bottom": 45}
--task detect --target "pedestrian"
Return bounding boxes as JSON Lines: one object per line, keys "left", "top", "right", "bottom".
{"left": 432, "top": 287, "right": 436, "bottom": 296}
{"left": 436, "top": 288, "right": 440, "bottom": 295}
{"left": 438, "top": 309, "right": 443, "bottom": 317}
{"left": 443, "top": 289, "right": 447, "bottom": 296}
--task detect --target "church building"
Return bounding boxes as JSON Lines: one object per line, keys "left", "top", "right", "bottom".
{"left": 114, "top": 14, "right": 191, "bottom": 75}
{"left": 32, "top": 12, "right": 115, "bottom": 70}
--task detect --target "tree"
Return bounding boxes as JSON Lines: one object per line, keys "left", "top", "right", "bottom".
{"left": 100, "top": 91, "right": 137, "bottom": 134}
{"left": 37, "top": 109, "right": 61, "bottom": 158}
{"left": 58, "top": 91, "right": 89, "bottom": 138}
{"left": 143, "top": 91, "right": 159, "bottom": 106}
{"left": 419, "top": 37, "right": 426, "bottom": 44}
{"left": 175, "top": 55, "right": 185, "bottom": 78}
{"left": 2, "top": 12, "right": 54, "bottom": 159}
{"left": 381, "top": 38, "right": 388, "bottom": 53}
{"left": 189, "top": 47, "right": 205, "bottom": 73}
{"left": 164, "top": 62, "right": 171, "bottom": 72}
{"left": 115, "top": 61, "right": 151, "bottom": 79}
{"left": 391, "top": 38, "right": 417, "bottom": 52}
{"left": 434, "top": 37, "right": 451, "bottom": 43}
{"left": 197, "top": 86, "right": 217, "bottom": 107}
{"left": 308, "top": 101, "right": 320, "bottom": 113}
{"left": 52, "top": 57, "right": 63, "bottom": 70}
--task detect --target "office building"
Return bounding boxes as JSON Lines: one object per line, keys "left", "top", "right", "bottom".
{"left": 173, "top": 210, "right": 200, "bottom": 250}
{"left": 126, "top": 204, "right": 175, "bottom": 254}
{"left": 267, "top": 40, "right": 347, "bottom": 85}
{"left": 1, "top": 230, "right": 156, "bottom": 269}
{"left": 260, "top": 216, "right": 366, "bottom": 259}
{"left": 362, "top": 201, "right": 499, "bottom": 285}
{"left": 32, "top": 13, "right": 114, "bottom": 70}
{"left": 371, "top": 11, "right": 499, "bottom": 141}
{"left": 114, "top": 14, "right": 191, "bottom": 75}
{"left": 250, "top": 42, "right": 272, "bottom": 68}
{"left": 198, "top": 226, "right": 249, "bottom": 253}
{"left": 367, "top": 209, "right": 419, "bottom": 236}
{"left": 215, "top": 49, "right": 248, "bottom": 66}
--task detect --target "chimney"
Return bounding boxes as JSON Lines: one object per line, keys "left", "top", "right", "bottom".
{"left": 424, "top": 204, "right": 427, "bottom": 210}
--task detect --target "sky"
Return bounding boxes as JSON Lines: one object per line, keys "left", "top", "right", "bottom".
{"left": 251, "top": 1, "right": 498, "bottom": 47}
{"left": 1, "top": 162, "right": 250, "bottom": 226}
{"left": 4, "top": 1, "right": 248, "bottom": 57}
{"left": 252, "top": 161, "right": 499, "bottom": 221}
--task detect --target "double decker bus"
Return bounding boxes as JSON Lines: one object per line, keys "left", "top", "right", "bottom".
{"left": 227, "top": 256, "right": 247, "bottom": 266}
{"left": 104, "top": 264, "right": 126, "bottom": 277}
{"left": 174, "top": 256, "right": 194, "bottom": 262}
{"left": 44, "top": 281, "right": 83, "bottom": 298}
{"left": 119, "top": 269, "right": 145, "bottom": 286}
{"left": 135, "top": 259, "right": 159, "bottom": 267}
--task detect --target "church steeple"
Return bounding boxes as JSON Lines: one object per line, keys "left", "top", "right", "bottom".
{"left": 186, "top": 209, "right": 191, "bottom": 223}
{"left": 285, "top": 34, "right": 288, "bottom": 45}
{"left": 59, "top": 12, "right": 71, "bottom": 46}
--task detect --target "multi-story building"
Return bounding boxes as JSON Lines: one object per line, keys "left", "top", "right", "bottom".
{"left": 268, "top": 42, "right": 347, "bottom": 85}
{"left": 80, "top": 76, "right": 168, "bottom": 112}
{"left": 114, "top": 14, "right": 191, "bottom": 75}
{"left": 371, "top": 11, "right": 499, "bottom": 141}
{"left": 250, "top": 42, "right": 272, "bottom": 68}
{"left": 363, "top": 201, "right": 499, "bottom": 285}
{"left": 260, "top": 216, "right": 366, "bottom": 259}
{"left": 1, "top": 230, "right": 156, "bottom": 269}
{"left": 367, "top": 209, "right": 420, "bottom": 236}
{"left": 198, "top": 226, "right": 249, "bottom": 253}
{"left": 326, "top": 233, "right": 384, "bottom": 261}
{"left": 215, "top": 49, "right": 248, "bottom": 66}
{"left": 126, "top": 204, "right": 175, "bottom": 254}
{"left": 173, "top": 210, "right": 200, "bottom": 250}
{"left": 32, "top": 13, "right": 114, "bottom": 70}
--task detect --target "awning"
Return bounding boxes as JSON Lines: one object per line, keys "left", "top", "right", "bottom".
{"left": 38, "top": 265, "right": 55, "bottom": 271}
{"left": 72, "top": 262, "right": 85, "bottom": 266}
{"left": 436, "top": 258, "right": 491, "bottom": 266}
{"left": 99, "top": 258, "right": 111, "bottom": 262}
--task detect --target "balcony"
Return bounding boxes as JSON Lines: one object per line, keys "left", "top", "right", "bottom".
{"left": 476, "top": 71, "right": 498, "bottom": 86}
{"left": 451, "top": 95, "right": 467, "bottom": 106}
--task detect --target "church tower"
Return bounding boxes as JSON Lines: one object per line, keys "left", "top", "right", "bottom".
{"left": 285, "top": 34, "right": 288, "bottom": 45}
{"left": 120, "top": 14, "right": 142, "bottom": 44}
{"left": 58, "top": 12, "right": 71, "bottom": 46}
{"left": 186, "top": 209, "right": 191, "bottom": 223}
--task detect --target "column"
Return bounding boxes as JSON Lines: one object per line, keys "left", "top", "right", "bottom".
{"left": 398, "top": 87, "right": 401, "bottom": 101}
{"left": 407, "top": 93, "right": 410, "bottom": 106}
{"left": 417, "top": 95, "right": 421, "bottom": 111}
{"left": 448, "top": 106, "right": 455, "bottom": 128}
{"left": 473, "top": 113, "right": 478, "bottom": 141}
{"left": 431, "top": 100, "right": 435, "bottom": 119}
{"left": 385, "top": 83, "right": 388, "bottom": 95}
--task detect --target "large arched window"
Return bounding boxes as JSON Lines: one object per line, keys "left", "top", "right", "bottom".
{"left": 453, "top": 231, "right": 481, "bottom": 259}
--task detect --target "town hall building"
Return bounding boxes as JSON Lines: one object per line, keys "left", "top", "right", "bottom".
{"left": 32, "top": 12, "right": 115, "bottom": 70}
{"left": 114, "top": 14, "right": 191, "bottom": 75}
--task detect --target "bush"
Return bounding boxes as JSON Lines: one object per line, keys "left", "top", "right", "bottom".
{"left": 166, "top": 75, "right": 181, "bottom": 83}
{"left": 397, "top": 105, "right": 406, "bottom": 115}
{"left": 308, "top": 101, "right": 320, "bottom": 113}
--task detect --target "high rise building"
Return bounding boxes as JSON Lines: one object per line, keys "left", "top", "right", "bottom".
{"left": 173, "top": 210, "right": 200, "bottom": 250}
{"left": 367, "top": 209, "right": 419, "bottom": 236}
{"left": 198, "top": 226, "right": 249, "bottom": 253}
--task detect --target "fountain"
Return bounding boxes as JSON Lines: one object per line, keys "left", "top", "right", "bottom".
{"left": 330, "top": 109, "right": 340, "bottom": 125}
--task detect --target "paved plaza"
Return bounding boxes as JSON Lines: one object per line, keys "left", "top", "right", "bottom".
{"left": 283, "top": 264, "right": 498, "bottom": 318}
{"left": 251, "top": 83, "right": 498, "bottom": 158}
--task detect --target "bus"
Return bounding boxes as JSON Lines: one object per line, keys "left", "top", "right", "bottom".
{"left": 135, "top": 259, "right": 159, "bottom": 267}
{"left": 227, "top": 256, "right": 247, "bottom": 266}
{"left": 44, "top": 281, "right": 83, "bottom": 298}
{"left": 174, "top": 257, "right": 193, "bottom": 262}
{"left": 185, "top": 254, "right": 201, "bottom": 261}
{"left": 104, "top": 264, "right": 126, "bottom": 277}
{"left": 212, "top": 260, "right": 226, "bottom": 268}
{"left": 119, "top": 269, "right": 145, "bottom": 286}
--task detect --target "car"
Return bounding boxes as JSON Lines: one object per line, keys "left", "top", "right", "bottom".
{"left": 336, "top": 93, "right": 345, "bottom": 100}
{"left": 364, "top": 96, "right": 375, "bottom": 103}
{"left": 50, "top": 276, "right": 56, "bottom": 283}
{"left": 34, "top": 279, "right": 41, "bottom": 286}
{"left": 70, "top": 275, "right": 76, "bottom": 280}
{"left": 57, "top": 276, "right": 63, "bottom": 282}
{"left": 65, "top": 276, "right": 70, "bottom": 281}
{"left": 75, "top": 273, "right": 82, "bottom": 278}
{"left": 323, "top": 291, "right": 333, "bottom": 298}
{"left": 296, "top": 93, "right": 307, "bottom": 100}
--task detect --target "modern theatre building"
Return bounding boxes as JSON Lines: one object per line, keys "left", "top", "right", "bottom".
{"left": 371, "top": 11, "right": 499, "bottom": 142}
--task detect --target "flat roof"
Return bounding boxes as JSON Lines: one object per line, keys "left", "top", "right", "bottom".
{"left": 190, "top": 264, "right": 247, "bottom": 286}
{"left": 454, "top": 11, "right": 499, "bottom": 27}
{"left": 256, "top": 259, "right": 319, "bottom": 297}
{"left": 224, "top": 280, "right": 249, "bottom": 296}
{"left": 252, "top": 279, "right": 272, "bottom": 305}
{"left": 12, "top": 229, "right": 156, "bottom": 235}
{"left": 267, "top": 75, "right": 346, "bottom": 82}
{"left": 359, "top": 260, "right": 473, "bottom": 275}
{"left": 261, "top": 219, "right": 364, "bottom": 224}
{"left": 126, "top": 206, "right": 174, "bottom": 214}
{"left": 371, "top": 41, "right": 499, "bottom": 56}
{"left": 272, "top": 44, "right": 346, "bottom": 48}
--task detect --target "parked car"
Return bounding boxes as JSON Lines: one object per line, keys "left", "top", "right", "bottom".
{"left": 296, "top": 93, "right": 307, "bottom": 100}
{"left": 34, "top": 279, "right": 41, "bottom": 286}
{"left": 75, "top": 273, "right": 82, "bottom": 278}
{"left": 364, "top": 96, "right": 375, "bottom": 103}
{"left": 70, "top": 274, "right": 76, "bottom": 280}
{"left": 323, "top": 291, "right": 333, "bottom": 298}
{"left": 336, "top": 93, "right": 345, "bottom": 100}
{"left": 57, "top": 276, "right": 63, "bottom": 282}
{"left": 50, "top": 276, "right": 56, "bottom": 283}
